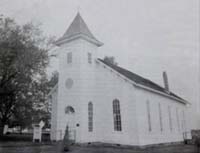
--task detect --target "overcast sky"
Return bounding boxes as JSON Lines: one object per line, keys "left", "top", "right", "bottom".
{"left": 1, "top": 0, "right": 199, "bottom": 112}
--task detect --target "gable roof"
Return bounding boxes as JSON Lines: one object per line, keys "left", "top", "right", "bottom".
{"left": 55, "top": 13, "right": 103, "bottom": 46}
{"left": 98, "top": 59, "right": 187, "bottom": 104}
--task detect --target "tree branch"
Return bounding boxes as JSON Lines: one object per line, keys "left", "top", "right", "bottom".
{"left": 0, "top": 71, "right": 18, "bottom": 88}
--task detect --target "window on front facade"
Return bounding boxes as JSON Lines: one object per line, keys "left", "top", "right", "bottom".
{"left": 168, "top": 106, "right": 172, "bottom": 131}
{"left": 88, "top": 102, "right": 93, "bottom": 132}
{"left": 113, "top": 99, "right": 122, "bottom": 131}
{"left": 146, "top": 100, "right": 152, "bottom": 132}
{"left": 88, "top": 52, "right": 92, "bottom": 64}
{"left": 158, "top": 103, "right": 163, "bottom": 132}
{"left": 48, "top": 95, "right": 52, "bottom": 112}
{"left": 49, "top": 95, "right": 52, "bottom": 104}
{"left": 67, "top": 52, "right": 72, "bottom": 64}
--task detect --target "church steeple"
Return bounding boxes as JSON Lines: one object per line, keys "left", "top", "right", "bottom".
{"left": 55, "top": 13, "right": 103, "bottom": 47}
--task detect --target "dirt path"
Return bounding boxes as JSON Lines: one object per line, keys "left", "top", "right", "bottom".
{"left": 0, "top": 142, "right": 198, "bottom": 153}
{"left": 69, "top": 145, "right": 197, "bottom": 153}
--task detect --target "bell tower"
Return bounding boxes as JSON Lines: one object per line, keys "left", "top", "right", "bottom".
{"left": 52, "top": 13, "right": 103, "bottom": 141}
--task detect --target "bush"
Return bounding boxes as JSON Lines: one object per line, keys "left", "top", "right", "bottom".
{"left": 0, "top": 133, "right": 32, "bottom": 141}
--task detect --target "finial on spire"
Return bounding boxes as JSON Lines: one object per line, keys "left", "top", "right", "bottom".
{"left": 77, "top": 5, "right": 81, "bottom": 13}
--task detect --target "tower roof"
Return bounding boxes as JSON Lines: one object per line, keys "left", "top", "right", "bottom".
{"left": 55, "top": 13, "right": 103, "bottom": 46}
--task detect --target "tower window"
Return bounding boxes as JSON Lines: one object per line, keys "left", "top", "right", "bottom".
{"left": 113, "top": 99, "right": 122, "bottom": 131}
{"left": 88, "top": 52, "right": 92, "bottom": 64}
{"left": 88, "top": 102, "right": 93, "bottom": 132}
{"left": 67, "top": 52, "right": 72, "bottom": 64}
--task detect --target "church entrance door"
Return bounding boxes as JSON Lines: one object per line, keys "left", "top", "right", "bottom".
{"left": 65, "top": 106, "right": 76, "bottom": 142}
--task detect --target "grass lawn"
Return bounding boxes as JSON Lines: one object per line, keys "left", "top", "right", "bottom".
{"left": 0, "top": 141, "right": 198, "bottom": 153}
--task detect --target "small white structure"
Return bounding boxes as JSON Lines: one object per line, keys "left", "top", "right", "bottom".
{"left": 49, "top": 13, "right": 190, "bottom": 146}
{"left": 33, "top": 121, "right": 45, "bottom": 142}
{"left": 3, "top": 125, "right": 8, "bottom": 135}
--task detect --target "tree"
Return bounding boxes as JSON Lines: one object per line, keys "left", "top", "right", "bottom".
{"left": 33, "top": 71, "right": 59, "bottom": 128}
{"left": 12, "top": 75, "right": 49, "bottom": 130}
{"left": 103, "top": 56, "right": 118, "bottom": 65}
{"left": 12, "top": 70, "right": 59, "bottom": 130}
{"left": 0, "top": 15, "right": 50, "bottom": 134}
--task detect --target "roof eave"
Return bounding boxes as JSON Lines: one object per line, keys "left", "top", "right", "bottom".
{"left": 55, "top": 34, "right": 103, "bottom": 47}
{"left": 135, "top": 83, "right": 188, "bottom": 105}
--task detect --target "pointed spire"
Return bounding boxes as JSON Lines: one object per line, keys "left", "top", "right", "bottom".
{"left": 63, "top": 12, "right": 95, "bottom": 40}
{"left": 55, "top": 13, "right": 103, "bottom": 46}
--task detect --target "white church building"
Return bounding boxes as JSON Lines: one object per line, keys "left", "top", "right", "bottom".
{"left": 49, "top": 13, "right": 190, "bottom": 146}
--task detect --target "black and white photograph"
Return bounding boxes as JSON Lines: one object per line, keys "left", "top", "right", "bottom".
{"left": 0, "top": 0, "right": 199, "bottom": 153}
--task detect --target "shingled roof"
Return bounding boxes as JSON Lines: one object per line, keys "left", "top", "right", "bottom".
{"left": 55, "top": 13, "right": 103, "bottom": 46}
{"left": 98, "top": 59, "right": 186, "bottom": 104}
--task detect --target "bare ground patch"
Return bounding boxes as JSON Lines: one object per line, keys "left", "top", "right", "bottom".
{"left": 0, "top": 142, "right": 198, "bottom": 153}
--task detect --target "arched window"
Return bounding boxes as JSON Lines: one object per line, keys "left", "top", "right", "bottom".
{"left": 158, "top": 103, "right": 163, "bottom": 131}
{"left": 146, "top": 100, "right": 152, "bottom": 132}
{"left": 65, "top": 106, "right": 75, "bottom": 114}
{"left": 168, "top": 106, "right": 172, "bottom": 131}
{"left": 113, "top": 99, "right": 122, "bottom": 131}
{"left": 49, "top": 95, "right": 52, "bottom": 104}
{"left": 182, "top": 110, "right": 186, "bottom": 131}
{"left": 48, "top": 95, "right": 53, "bottom": 112}
{"left": 176, "top": 108, "right": 180, "bottom": 131}
{"left": 88, "top": 102, "right": 93, "bottom": 132}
